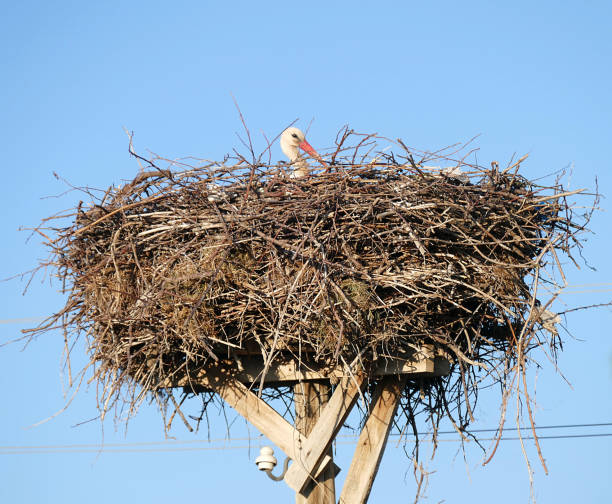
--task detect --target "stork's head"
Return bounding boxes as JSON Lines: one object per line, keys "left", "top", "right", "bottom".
{"left": 280, "top": 127, "right": 321, "bottom": 163}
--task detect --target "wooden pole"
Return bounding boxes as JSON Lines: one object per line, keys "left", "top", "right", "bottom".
{"left": 206, "top": 374, "right": 338, "bottom": 478}
{"left": 338, "top": 375, "right": 407, "bottom": 504}
{"left": 285, "top": 373, "right": 365, "bottom": 493}
{"left": 199, "top": 353, "right": 447, "bottom": 502}
{"left": 294, "top": 382, "right": 336, "bottom": 504}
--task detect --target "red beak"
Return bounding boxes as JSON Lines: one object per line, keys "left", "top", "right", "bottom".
{"left": 299, "top": 140, "right": 327, "bottom": 166}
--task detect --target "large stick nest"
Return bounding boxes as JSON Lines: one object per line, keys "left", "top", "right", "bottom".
{"left": 26, "top": 130, "right": 592, "bottom": 447}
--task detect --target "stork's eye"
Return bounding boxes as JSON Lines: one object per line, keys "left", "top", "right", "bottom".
{"left": 291, "top": 133, "right": 298, "bottom": 138}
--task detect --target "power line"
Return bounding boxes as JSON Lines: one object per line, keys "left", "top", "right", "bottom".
{"left": 0, "top": 444, "right": 252, "bottom": 454}
{"left": 485, "top": 433, "right": 612, "bottom": 441}
{"left": 332, "top": 432, "right": 612, "bottom": 449}
{"left": 1, "top": 423, "right": 610, "bottom": 454}
{"left": 1, "top": 433, "right": 610, "bottom": 455}
{"left": 0, "top": 317, "right": 44, "bottom": 325}
{"left": 3, "top": 422, "right": 610, "bottom": 450}
{"left": 387, "top": 421, "right": 612, "bottom": 437}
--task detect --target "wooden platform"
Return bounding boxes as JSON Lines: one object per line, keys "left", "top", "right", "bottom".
{"left": 165, "top": 345, "right": 450, "bottom": 392}
{"left": 168, "top": 346, "right": 451, "bottom": 504}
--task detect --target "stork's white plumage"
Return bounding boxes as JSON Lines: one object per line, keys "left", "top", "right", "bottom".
{"left": 421, "top": 165, "right": 470, "bottom": 183}
{"left": 280, "top": 127, "right": 324, "bottom": 178}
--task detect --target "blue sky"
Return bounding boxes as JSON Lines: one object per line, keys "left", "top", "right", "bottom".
{"left": 1, "top": 1, "right": 611, "bottom": 502}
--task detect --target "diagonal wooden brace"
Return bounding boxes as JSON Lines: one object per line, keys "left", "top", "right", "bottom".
{"left": 206, "top": 373, "right": 338, "bottom": 478}
{"left": 338, "top": 375, "right": 407, "bottom": 504}
{"left": 284, "top": 372, "right": 367, "bottom": 493}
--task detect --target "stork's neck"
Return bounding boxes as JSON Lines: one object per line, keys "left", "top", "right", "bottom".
{"left": 280, "top": 141, "right": 299, "bottom": 162}
{"left": 287, "top": 146, "right": 300, "bottom": 162}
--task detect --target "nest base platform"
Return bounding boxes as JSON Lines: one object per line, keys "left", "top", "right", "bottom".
{"left": 165, "top": 346, "right": 450, "bottom": 393}
{"left": 167, "top": 347, "right": 450, "bottom": 504}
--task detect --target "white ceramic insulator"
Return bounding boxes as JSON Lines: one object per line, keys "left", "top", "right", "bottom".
{"left": 255, "top": 446, "right": 277, "bottom": 471}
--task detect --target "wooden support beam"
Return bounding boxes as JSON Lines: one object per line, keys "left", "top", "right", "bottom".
{"left": 284, "top": 372, "right": 366, "bottom": 494}
{"left": 205, "top": 373, "right": 338, "bottom": 478}
{"left": 165, "top": 346, "right": 449, "bottom": 390}
{"left": 195, "top": 351, "right": 451, "bottom": 502}
{"left": 338, "top": 375, "right": 407, "bottom": 504}
{"left": 294, "top": 383, "right": 335, "bottom": 504}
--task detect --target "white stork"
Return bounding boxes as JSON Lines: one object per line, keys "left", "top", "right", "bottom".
{"left": 280, "top": 127, "right": 325, "bottom": 178}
